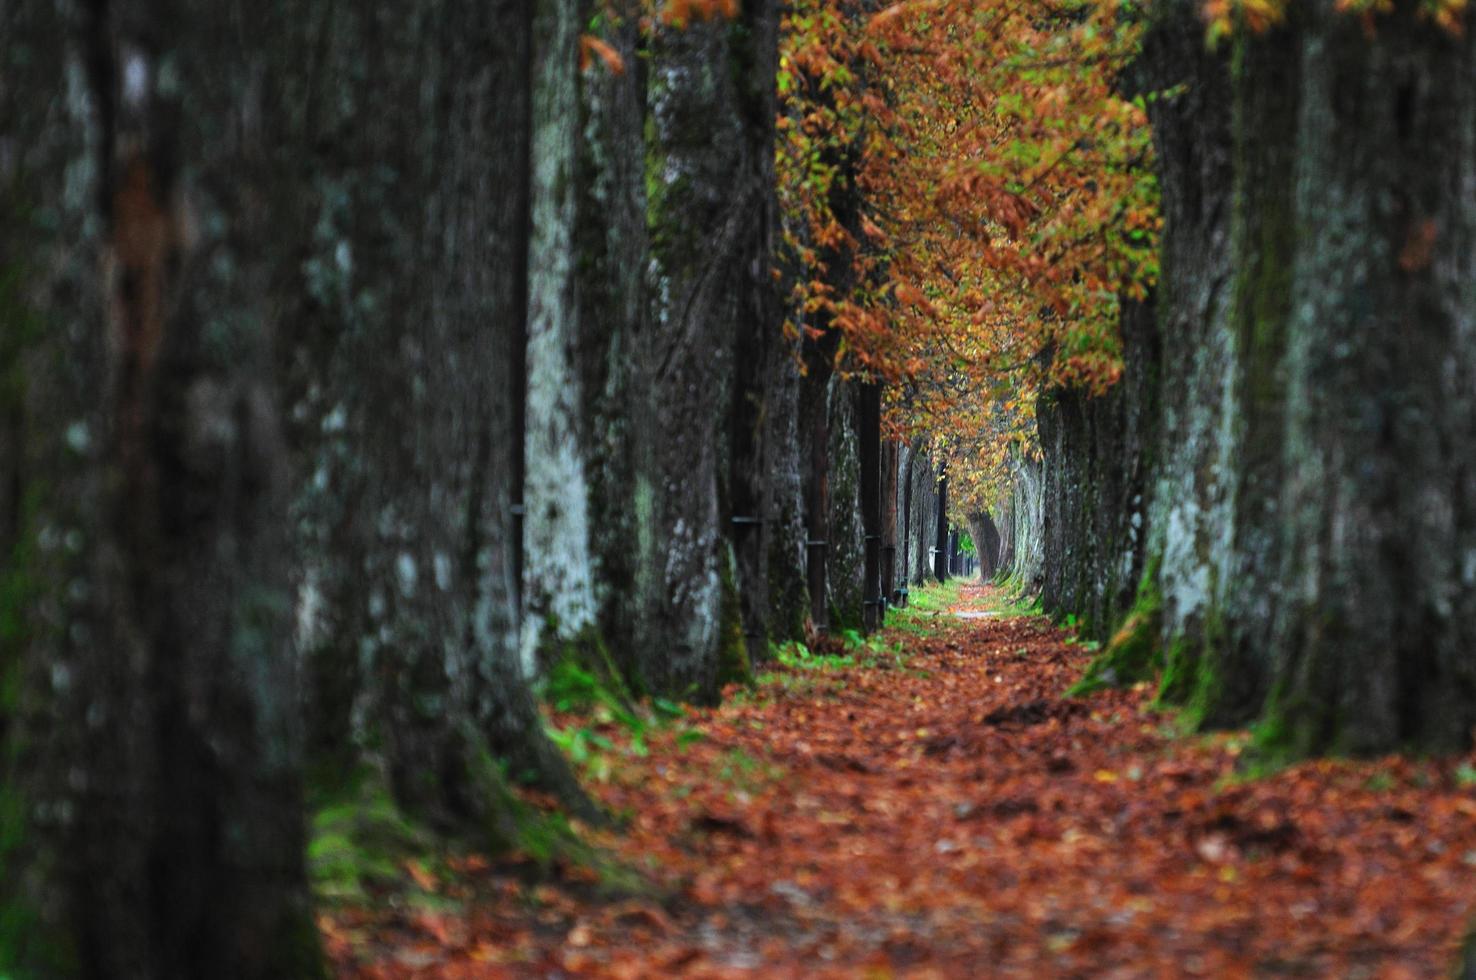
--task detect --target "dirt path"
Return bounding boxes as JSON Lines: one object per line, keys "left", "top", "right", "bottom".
{"left": 326, "top": 582, "right": 1476, "bottom": 977}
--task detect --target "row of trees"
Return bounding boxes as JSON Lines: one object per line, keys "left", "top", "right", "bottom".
{"left": 0, "top": 0, "right": 975, "bottom": 974}
{"left": 1001, "top": 0, "right": 1476, "bottom": 759}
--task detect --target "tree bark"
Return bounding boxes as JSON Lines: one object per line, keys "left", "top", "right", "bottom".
{"left": 857, "top": 383, "right": 882, "bottom": 631}
{"left": 0, "top": 0, "right": 325, "bottom": 972}
{"left": 276, "top": 0, "right": 594, "bottom": 825}
{"left": 934, "top": 473, "right": 950, "bottom": 583}
{"left": 638, "top": 4, "right": 780, "bottom": 698}
{"left": 522, "top": 0, "right": 601, "bottom": 673}
{"left": 1040, "top": 1, "right": 1476, "bottom": 757}
{"left": 880, "top": 439, "right": 899, "bottom": 608}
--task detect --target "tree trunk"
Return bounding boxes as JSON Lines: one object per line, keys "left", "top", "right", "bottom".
{"left": 0, "top": 0, "right": 323, "bottom": 972}
{"left": 826, "top": 380, "right": 866, "bottom": 628}
{"left": 576, "top": 0, "right": 647, "bottom": 684}
{"left": 1250, "top": 4, "right": 1476, "bottom": 754}
{"left": 967, "top": 512, "right": 1002, "bottom": 580}
{"left": 638, "top": 5, "right": 780, "bottom": 699}
{"left": 857, "top": 383, "right": 882, "bottom": 631}
{"left": 725, "top": 0, "right": 786, "bottom": 666}
{"left": 803, "top": 369, "right": 832, "bottom": 632}
{"left": 880, "top": 439, "right": 899, "bottom": 608}
{"left": 933, "top": 473, "right": 950, "bottom": 583}
{"left": 897, "top": 442, "right": 915, "bottom": 604}
{"left": 761, "top": 329, "right": 810, "bottom": 645}
{"left": 522, "top": 0, "right": 601, "bottom": 673}
{"left": 275, "top": 0, "right": 594, "bottom": 828}
{"left": 1043, "top": 1, "right": 1476, "bottom": 757}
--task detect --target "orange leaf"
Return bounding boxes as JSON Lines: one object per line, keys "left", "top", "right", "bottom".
{"left": 579, "top": 35, "right": 626, "bottom": 75}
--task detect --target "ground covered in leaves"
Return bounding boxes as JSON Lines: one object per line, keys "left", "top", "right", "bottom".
{"left": 323, "top": 582, "right": 1476, "bottom": 977}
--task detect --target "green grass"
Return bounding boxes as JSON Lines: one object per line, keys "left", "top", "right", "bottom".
{"left": 904, "top": 579, "right": 965, "bottom": 614}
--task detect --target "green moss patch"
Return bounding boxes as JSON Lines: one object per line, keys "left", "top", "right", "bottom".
{"left": 1068, "top": 559, "right": 1163, "bottom": 697}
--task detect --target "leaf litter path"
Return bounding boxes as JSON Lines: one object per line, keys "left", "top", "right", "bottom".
{"left": 328, "top": 582, "right": 1476, "bottom": 978}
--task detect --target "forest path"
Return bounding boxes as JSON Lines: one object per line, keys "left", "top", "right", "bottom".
{"left": 327, "top": 582, "right": 1476, "bottom": 978}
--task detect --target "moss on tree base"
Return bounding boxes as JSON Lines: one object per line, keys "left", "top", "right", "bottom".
{"left": 1068, "top": 560, "right": 1163, "bottom": 697}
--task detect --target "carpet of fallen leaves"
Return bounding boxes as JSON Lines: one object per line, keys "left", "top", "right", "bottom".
{"left": 324, "top": 582, "right": 1476, "bottom": 977}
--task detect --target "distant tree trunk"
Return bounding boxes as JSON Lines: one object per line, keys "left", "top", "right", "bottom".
{"left": 826, "top": 380, "right": 867, "bottom": 628}
{"left": 880, "top": 439, "right": 899, "bottom": 608}
{"left": 968, "top": 512, "right": 1001, "bottom": 580}
{"left": 897, "top": 442, "right": 915, "bottom": 604}
{"left": 909, "top": 450, "right": 938, "bottom": 586}
{"left": 760, "top": 332, "right": 810, "bottom": 645}
{"left": 934, "top": 474, "right": 950, "bottom": 582}
{"left": 802, "top": 368, "right": 833, "bottom": 632}
{"left": 857, "top": 383, "right": 882, "bottom": 631}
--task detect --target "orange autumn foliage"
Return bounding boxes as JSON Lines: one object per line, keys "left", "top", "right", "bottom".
{"left": 778, "top": 0, "right": 1158, "bottom": 516}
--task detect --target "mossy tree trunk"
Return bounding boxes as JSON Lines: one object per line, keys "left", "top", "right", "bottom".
{"left": 522, "top": 0, "right": 602, "bottom": 675}
{"left": 575, "top": 0, "right": 647, "bottom": 685}
{"left": 1035, "top": 298, "right": 1159, "bottom": 639}
{"left": 275, "top": 0, "right": 593, "bottom": 829}
{"left": 637, "top": 2, "right": 780, "bottom": 699}
{"left": 1249, "top": 4, "right": 1476, "bottom": 754}
{"left": 1046, "top": 1, "right": 1476, "bottom": 758}
{"left": 1141, "top": 0, "right": 1476, "bottom": 753}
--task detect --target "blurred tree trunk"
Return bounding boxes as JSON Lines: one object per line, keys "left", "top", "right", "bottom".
{"left": 282, "top": 0, "right": 593, "bottom": 822}
{"left": 1135, "top": 0, "right": 1476, "bottom": 753}
{"left": 1, "top": 0, "right": 323, "bottom": 973}
{"left": 1244, "top": 4, "right": 1476, "bottom": 754}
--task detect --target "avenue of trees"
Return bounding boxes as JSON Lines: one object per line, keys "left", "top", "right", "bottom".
{"left": 1004, "top": 1, "right": 1476, "bottom": 760}
{"left": 0, "top": 0, "right": 1472, "bottom": 974}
